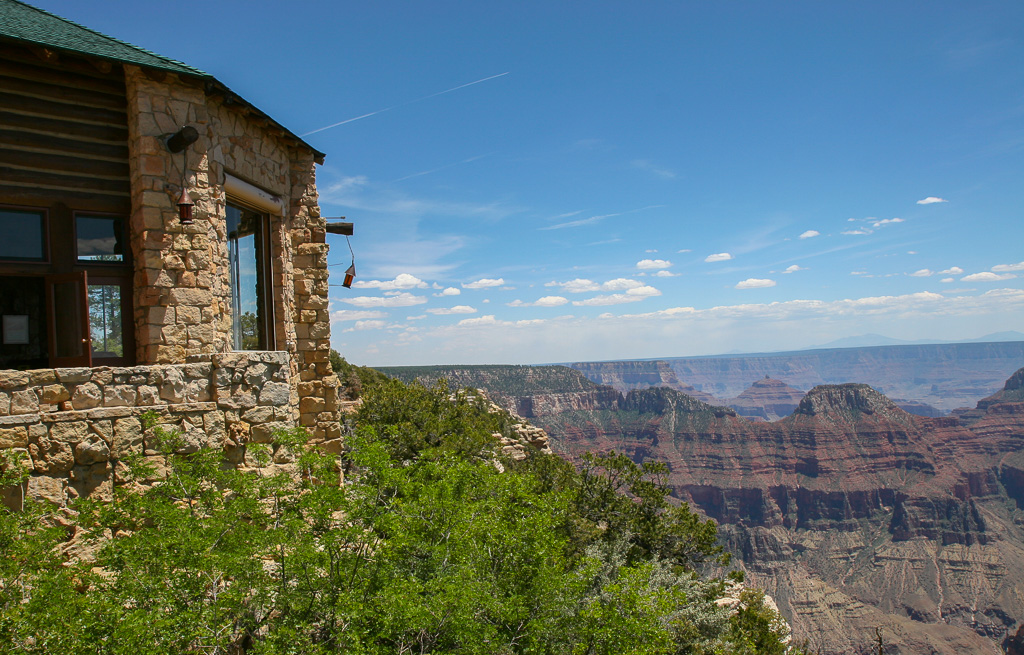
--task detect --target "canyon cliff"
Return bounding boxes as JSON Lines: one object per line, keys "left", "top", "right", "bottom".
{"left": 379, "top": 363, "right": 1024, "bottom": 654}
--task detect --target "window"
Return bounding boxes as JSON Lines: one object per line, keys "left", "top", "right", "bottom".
{"left": 88, "top": 283, "right": 124, "bottom": 358}
{"left": 0, "top": 208, "right": 47, "bottom": 262}
{"left": 76, "top": 214, "right": 126, "bottom": 262}
{"left": 227, "top": 202, "right": 273, "bottom": 350}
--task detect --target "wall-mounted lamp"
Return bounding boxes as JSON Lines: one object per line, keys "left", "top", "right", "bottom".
{"left": 343, "top": 262, "right": 356, "bottom": 288}
{"left": 166, "top": 126, "right": 199, "bottom": 225}
{"left": 177, "top": 188, "right": 195, "bottom": 225}
{"left": 166, "top": 126, "right": 199, "bottom": 153}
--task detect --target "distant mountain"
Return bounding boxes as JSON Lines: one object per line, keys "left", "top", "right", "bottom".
{"left": 567, "top": 340, "right": 1024, "bottom": 412}
{"left": 809, "top": 331, "right": 1024, "bottom": 350}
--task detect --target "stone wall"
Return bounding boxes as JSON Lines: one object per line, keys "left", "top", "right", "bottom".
{"left": 122, "top": 65, "right": 340, "bottom": 440}
{"left": 0, "top": 352, "right": 296, "bottom": 508}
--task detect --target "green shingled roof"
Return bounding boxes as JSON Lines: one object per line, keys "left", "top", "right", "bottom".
{"left": 0, "top": 0, "right": 209, "bottom": 77}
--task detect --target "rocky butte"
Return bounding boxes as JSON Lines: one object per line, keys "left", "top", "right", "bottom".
{"left": 379, "top": 363, "right": 1024, "bottom": 654}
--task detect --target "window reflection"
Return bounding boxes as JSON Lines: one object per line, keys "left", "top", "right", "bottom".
{"left": 88, "top": 284, "right": 123, "bottom": 358}
{"left": 227, "top": 203, "right": 266, "bottom": 350}
{"left": 76, "top": 215, "right": 125, "bottom": 262}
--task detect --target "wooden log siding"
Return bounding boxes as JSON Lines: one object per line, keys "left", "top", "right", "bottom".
{"left": 0, "top": 44, "right": 130, "bottom": 211}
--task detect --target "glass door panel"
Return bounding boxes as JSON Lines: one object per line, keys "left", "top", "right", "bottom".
{"left": 88, "top": 283, "right": 123, "bottom": 358}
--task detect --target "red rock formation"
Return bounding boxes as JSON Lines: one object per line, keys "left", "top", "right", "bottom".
{"left": 726, "top": 376, "right": 805, "bottom": 420}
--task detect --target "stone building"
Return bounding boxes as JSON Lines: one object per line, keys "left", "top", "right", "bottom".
{"left": 0, "top": 0, "right": 342, "bottom": 505}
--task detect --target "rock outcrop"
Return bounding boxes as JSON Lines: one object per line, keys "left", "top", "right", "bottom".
{"left": 725, "top": 376, "right": 805, "bottom": 421}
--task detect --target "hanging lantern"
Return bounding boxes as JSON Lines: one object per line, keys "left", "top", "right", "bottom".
{"left": 342, "top": 262, "right": 356, "bottom": 288}
{"left": 176, "top": 188, "right": 195, "bottom": 225}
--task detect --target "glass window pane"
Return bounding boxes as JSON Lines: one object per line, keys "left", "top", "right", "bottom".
{"left": 0, "top": 209, "right": 46, "bottom": 261}
{"left": 77, "top": 215, "right": 125, "bottom": 262}
{"left": 88, "top": 284, "right": 123, "bottom": 358}
{"left": 227, "top": 204, "right": 264, "bottom": 350}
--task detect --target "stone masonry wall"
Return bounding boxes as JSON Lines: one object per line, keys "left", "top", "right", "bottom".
{"left": 122, "top": 66, "right": 340, "bottom": 443}
{"left": 0, "top": 352, "right": 295, "bottom": 509}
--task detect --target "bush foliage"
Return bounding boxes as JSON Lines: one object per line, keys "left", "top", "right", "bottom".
{"left": 0, "top": 371, "right": 801, "bottom": 653}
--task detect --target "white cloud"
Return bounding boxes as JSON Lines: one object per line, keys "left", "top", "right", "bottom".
{"left": 677, "top": 249, "right": 692, "bottom": 253}
{"left": 917, "top": 197, "right": 948, "bottom": 205}
{"left": 842, "top": 228, "right": 873, "bottom": 236}
{"left": 458, "top": 315, "right": 499, "bottom": 326}
{"left": 941, "top": 278, "right": 954, "bottom": 283}
{"left": 872, "top": 218, "right": 904, "bottom": 228}
{"left": 628, "top": 285, "right": 661, "bottom": 297}
{"left": 508, "top": 296, "right": 569, "bottom": 308}
{"left": 437, "top": 287, "right": 461, "bottom": 296}
{"left": 352, "top": 273, "right": 428, "bottom": 290}
{"left": 782, "top": 265, "right": 805, "bottom": 274}
{"left": 341, "top": 292, "right": 428, "bottom": 308}
{"left": 426, "top": 305, "right": 477, "bottom": 315}
{"left": 799, "top": 230, "right": 820, "bottom": 239}
{"left": 456, "top": 315, "right": 550, "bottom": 327}
{"left": 645, "top": 249, "right": 658, "bottom": 253}
{"left": 546, "top": 278, "right": 598, "bottom": 293}
{"left": 654, "top": 270, "right": 679, "bottom": 277}
{"left": 735, "top": 278, "right": 777, "bottom": 289}
{"left": 572, "top": 285, "right": 661, "bottom": 306}
{"left": 705, "top": 252, "right": 733, "bottom": 262}
{"left": 940, "top": 267, "right": 964, "bottom": 275}
{"left": 636, "top": 259, "right": 672, "bottom": 270}
{"left": 602, "top": 278, "right": 644, "bottom": 291}
{"left": 993, "top": 261, "right": 1024, "bottom": 272}
{"left": 330, "top": 309, "right": 387, "bottom": 322}
{"left": 350, "top": 320, "right": 388, "bottom": 331}
{"left": 546, "top": 278, "right": 644, "bottom": 293}
{"left": 962, "top": 272, "right": 1017, "bottom": 282}
{"left": 462, "top": 278, "right": 505, "bottom": 289}
{"left": 909, "top": 269, "right": 933, "bottom": 277}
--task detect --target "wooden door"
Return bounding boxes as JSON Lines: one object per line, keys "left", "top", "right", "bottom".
{"left": 45, "top": 271, "right": 92, "bottom": 368}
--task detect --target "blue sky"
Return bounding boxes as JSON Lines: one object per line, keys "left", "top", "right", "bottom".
{"left": 42, "top": 1, "right": 1024, "bottom": 365}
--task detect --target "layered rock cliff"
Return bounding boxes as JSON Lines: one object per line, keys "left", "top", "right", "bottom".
{"left": 725, "top": 376, "right": 805, "bottom": 421}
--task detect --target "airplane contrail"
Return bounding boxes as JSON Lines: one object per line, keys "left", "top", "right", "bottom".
{"left": 301, "top": 72, "right": 510, "bottom": 137}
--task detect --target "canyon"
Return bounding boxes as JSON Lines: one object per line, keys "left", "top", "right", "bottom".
{"left": 378, "top": 358, "right": 1024, "bottom": 654}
